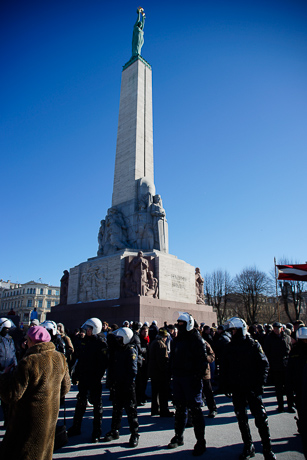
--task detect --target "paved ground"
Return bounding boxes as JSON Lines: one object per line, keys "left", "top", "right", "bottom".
{"left": 1, "top": 384, "right": 305, "bottom": 459}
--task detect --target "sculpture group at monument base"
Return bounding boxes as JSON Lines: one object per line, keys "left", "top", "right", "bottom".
{"left": 67, "top": 249, "right": 198, "bottom": 305}
{"left": 47, "top": 296, "right": 217, "bottom": 332}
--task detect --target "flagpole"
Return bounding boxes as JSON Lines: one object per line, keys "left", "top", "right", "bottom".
{"left": 274, "top": 257, "right": 281, "bottom": 322}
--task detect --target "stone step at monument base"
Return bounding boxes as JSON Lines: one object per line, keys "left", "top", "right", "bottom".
{"left": 47, "top": 297, "right": 217, "bottom": 331}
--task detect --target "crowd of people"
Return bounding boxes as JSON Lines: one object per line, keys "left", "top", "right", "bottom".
{"left": 0, "top": 313, "right": 306, "bottom": 459}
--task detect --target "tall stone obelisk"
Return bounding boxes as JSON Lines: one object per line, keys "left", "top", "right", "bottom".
{"left": 112, "top": 56, "right": 154, "bottom": 207}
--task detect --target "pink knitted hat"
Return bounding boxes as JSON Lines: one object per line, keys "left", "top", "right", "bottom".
{"left": 27, "top": 326, "right": 51, "bottom": 344}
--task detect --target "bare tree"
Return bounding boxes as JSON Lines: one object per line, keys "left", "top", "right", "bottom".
{"left": 233, "top": 267, "right": 273, "bottom": 324}
{"left": 204, "top": 270, "right": 232, "bottom": 324}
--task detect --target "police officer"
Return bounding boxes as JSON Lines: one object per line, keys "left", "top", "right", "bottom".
{"left": 0, "top": 318, "right": 17, "bottom": 426}
{"left": 102, "top": 327, "right": 140, "bottom": 447}
{"left": 287, "top": 326, "right": 307, "bottom": 450}
{"left": 168, "top": 312, "right": 207, "bottom": 456}
{"left": 67, "top": 318, "right": 108, "bottom": 442}
{"left": 221, "top": 317, "right": 276, "bottom": 460}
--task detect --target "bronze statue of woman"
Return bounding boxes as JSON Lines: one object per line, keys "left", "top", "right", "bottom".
{"left": 132, "top": 7, "right": 145, "bottom": 57}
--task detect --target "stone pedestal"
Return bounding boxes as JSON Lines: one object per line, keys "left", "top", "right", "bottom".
{"left": 47, "top": 297, "right": 217, "bottom": 332}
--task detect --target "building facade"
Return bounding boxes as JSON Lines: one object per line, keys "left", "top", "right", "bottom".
{"left": 0, "top": 280, "right": 60, "bottom": 324}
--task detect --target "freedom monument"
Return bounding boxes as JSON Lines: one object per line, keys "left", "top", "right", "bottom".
{"left": 49, "top": 9, "right": 216, "bottom": 328}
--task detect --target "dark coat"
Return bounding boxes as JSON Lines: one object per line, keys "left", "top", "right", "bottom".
{"left": 287, "top": 341, "right": 307, "bottom": 410}
{"left": 107, "top": 334, "right": 138, "bottom": 389}
{"left": 74, "top": 333, "right": 108, "bottom": 383}
{"left": 148, "top": 335, "right": 169, "bottom": 378}
{"left": 264, "top": 330, "right": 291, "bottom": 372}
{"left": 221, "top": 333, "right": 269, "bottom": 394}
{"left": 170, "top": 328, "right": 208, "bottom": 378}
{"left": 0, "top": 341, "right": 71, "bottom": 460}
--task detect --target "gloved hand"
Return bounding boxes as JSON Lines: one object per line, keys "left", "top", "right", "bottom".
{"left": 225, "top": 393, "right": 232, "bottom": 398}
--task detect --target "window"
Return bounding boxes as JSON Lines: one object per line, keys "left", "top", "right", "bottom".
{"left": 55, "top": 290, "right": 59, "bottom": 296}
{"left": 48, "top": 290, "right": 52, "bottom": 295}
{"left": 47, "top": 300, "right": 51, "bottom": 309}
{"left": 33, "top": 288, "right": 36, "bottom": 294}
{"left": 40, "top": 288, "right": 43, "bottom": 295}
{"left": 38, "top": 300, "right": 43, "bottom": 308}
{"left": 27, "top": 299, "right": 32, "bottom": 307}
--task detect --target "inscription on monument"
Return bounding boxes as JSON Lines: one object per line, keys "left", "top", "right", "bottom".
{"left": 171, "top": 274, "right": 188, "bottom": 289}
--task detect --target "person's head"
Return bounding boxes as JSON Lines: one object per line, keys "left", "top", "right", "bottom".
{"left": 140, "top": 326, "right": 149, "bottom": 337}
{"left": 264, "top": 324, "right": 273, "bottom": 334}
{"left": 203, "top": 325, "right": 211, "bottom": 335}
{"left": 114, "top": 327, "right": 133, "bottom": 346}
{"left": 272, "top": 322, "right": 283, "bottom": 336}
{"left": 26, "top": 325, "right": 51, "bottom": 348}
{"left": 296, "top": 327, "right": 307, "bottom": 344}
{"left": 57, "top": 323, "right": 65, "bottom": 335}
{"left": 102, "top": 321, "right": 109, "bottom": 331}
{"left": 123, "top": 320, "right": 129, "bottom": 328}
{"left": 217, "top": 325, "right": 224, "bottom": 335}
{"left": 81, "top": 318, "right": 102, "bottom": 336}
{"left": 223, "top": 317, "right": 247, "bottom": 337}
{"left": 158, "top": 328, "right": 168, "bottom": 342}
{"left": 30, "top": 319, "right": 39, "bottom": 327}
{"left": 138, "top": 251, "right": 143, "bottom": 257}
{"left": 132, "top": 321, "right": 142, "bottom": 332}
{"left": 79, "top": 328, "right": 86, "bottom": 338}
{"left": 110, "top": 324, "right": 119, "bottom": 332}
{"left": 152, "top": 320, "right": 157, "bottom": 326}
{"left": 294, "top": 320, "right": 305, "bottom": 331}
{"left": 0, "top": 318, "right": 12, "bottom": 337}
{"left": 177, "top": 312, "right": 194, "bottom": 333}
{"left": 40, "top": 320, "right": 57, "bottom": 338}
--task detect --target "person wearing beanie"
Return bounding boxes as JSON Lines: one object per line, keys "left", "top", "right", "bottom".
{"left": 0, "top": 325, "right": 71, "bottom": 460}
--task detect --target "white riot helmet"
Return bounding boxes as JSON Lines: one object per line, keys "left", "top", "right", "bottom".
{"left": 115, "top": 327, "right": 134, "bottom": 345}
{"left": 0, "top": 318, "right": 14, "bottom": 332}
{"left": 297, "top": 327, "right": 307, "bottom": 340}
{"left": 144, "top": 321, "right": 149, "bottom": 327}
{"left": 40, "top": 320, "right": 57, "bottom": 336}
{"left": 177, "top": 312, "right": 194, "bottom": 331}
{"left": 81, "top": 318, "right": 102, "bottom": 335}
{"left": 224, "top": 317, "right": 247, "bottom": 336}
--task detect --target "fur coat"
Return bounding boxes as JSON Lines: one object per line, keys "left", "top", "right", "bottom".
{"left": 0, "top": 341, "right": 71, "bottom": 460}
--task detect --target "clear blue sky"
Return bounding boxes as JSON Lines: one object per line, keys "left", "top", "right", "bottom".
{"left": 1, "top": 0, "right": 306, "bottom": 286}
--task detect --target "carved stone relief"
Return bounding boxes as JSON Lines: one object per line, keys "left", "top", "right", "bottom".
{"left": 120, "top": 253, "right": 158, "bottom": 298}
{"left": 79, "top": 264, "right": 106, "bottom": 302}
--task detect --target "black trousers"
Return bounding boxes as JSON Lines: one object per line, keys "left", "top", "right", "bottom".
{"left": 110, "top": 382, "right": 139, "bottom": 435}
{"left": 202, "top": 379, "right": 217, "bottom": 412}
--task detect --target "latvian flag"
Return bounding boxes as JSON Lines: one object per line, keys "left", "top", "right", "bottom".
{"left": 276, "top": 264, "right": 307, "bottom": 281}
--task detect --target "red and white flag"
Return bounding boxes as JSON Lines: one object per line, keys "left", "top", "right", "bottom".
{"left": 276, "top": 264, "right": 307, "bottom": 282}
